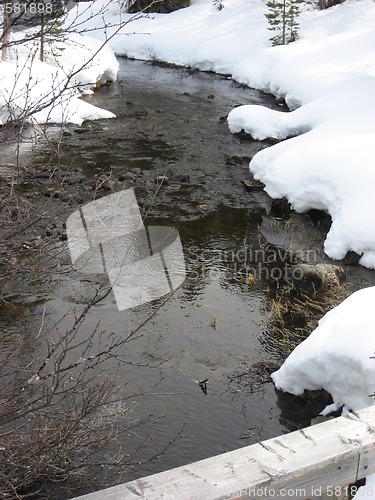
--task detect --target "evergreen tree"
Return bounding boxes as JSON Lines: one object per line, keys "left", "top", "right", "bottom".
{"left": 286, "top": 0, "right": 300, "bottom": 42}
{"left": 265, "top": 0, "right": 301, "bottom": 46}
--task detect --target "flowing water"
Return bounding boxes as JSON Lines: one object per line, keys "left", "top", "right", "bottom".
{"left": 2, "top": 58, "right": 374, "bottom": 491}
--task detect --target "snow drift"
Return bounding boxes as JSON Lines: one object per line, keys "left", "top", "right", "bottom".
{"left": 0, "top": 29, "right": 119, "bottom": 125}
{"left": 272, "top": 286, "right": 375, "bottom": 413}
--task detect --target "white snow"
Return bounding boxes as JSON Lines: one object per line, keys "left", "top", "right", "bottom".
{"left": 0, "top": 19, "right": 119, "bottom": 125}
{"left": 0, "top": 57, "right": 116, "bottom": 125}
{"left": 272, "top": 286, "right": 375, "bottom": 413}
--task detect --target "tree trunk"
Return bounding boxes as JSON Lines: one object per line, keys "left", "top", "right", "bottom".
{"left": 2, "top": 2, "right": 12, "bottom": 62}
{"left": 40, "top": 12, "right": 44, "bottom": 62}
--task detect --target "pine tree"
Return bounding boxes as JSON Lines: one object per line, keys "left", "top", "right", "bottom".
{"left": 286, "top": 0, "right": 301, "bottom": 42}
{"left": 265, "top": 0, "right": 301, "bottom": 46}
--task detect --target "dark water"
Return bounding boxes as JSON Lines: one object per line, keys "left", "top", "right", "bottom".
{"left": 2, "top": 59, "right": 374, "bottom": 491}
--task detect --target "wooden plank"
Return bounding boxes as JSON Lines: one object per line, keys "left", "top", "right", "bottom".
{"left": 74, "top": 406, "right": 375, "bottom": 500}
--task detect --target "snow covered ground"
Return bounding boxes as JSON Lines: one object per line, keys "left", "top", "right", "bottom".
{"left": 0, "top": 21, "right": 119, "bottom": 125}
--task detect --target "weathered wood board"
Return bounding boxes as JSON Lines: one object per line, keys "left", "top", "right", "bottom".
{"left": 74, "top": 405, "right": 375, "bottom": 500}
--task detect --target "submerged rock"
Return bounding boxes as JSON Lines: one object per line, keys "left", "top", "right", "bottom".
{"left": 169, "top": 174, "right": 190, "bottom": 183}
{"left": 342, "top": 250, "right": 362, "bottom": 266}
{"left": 129, "top": 167, "right": 143, "bottom": 176}
{"left": 74, "top": 128, "right": 91, "bottom": 135}
{"left": 119, "top": 171, "right": 136, "bottom": 182}
{"left": 167, "top": 184, "right": 181, "bottom": 192}
{"left": 156, "top": 175, "right": 169, "bottom": 184}
{"left": 270, "top": 198, "right": 292, "bottom": 217}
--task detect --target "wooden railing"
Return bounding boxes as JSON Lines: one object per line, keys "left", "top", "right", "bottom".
{"left": 74, "top": 405, "right": 375, "bottom": 500}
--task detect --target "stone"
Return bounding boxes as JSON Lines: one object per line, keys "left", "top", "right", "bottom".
{"left": 74, "top": 128, "right": 91, "bottom": 135}
{"left": 169, "top": 174, "right": 190, "bottom": 183}
{"left": 241, "top": 178, "right": 265, "bottom": 192}
{"left": 119, "top": 172, "right": 136, "bottom": 181}
{"left": 65, "top": 175, "right": 81, "bottom": 185}
{"left": 156, "top": 175, "right": 169, "bottom": 184}
{"left": 44, "top": 188, "right": 58, "bottom": 198}
{"left": 100, "top": 179, "right": 116, "bottom": 191}
{"left": 36, "top": 169, "right": 54, "bottom": 179}
{"left": 59, "top": 193, "right": 71, "bottom": 203}
{"left": 129, "top": 167, "right": 143, "bottom": 176}
{"left": 271, "top": 198, "right": 292, "bottom": 217}
{"left": 226, "top": 155, "right": 251, "bottom": 165}
{"left": 133, "top": 110, "right": 148, "bottom": 119}
{"left": 198, "top": 204, "right": 210, "bottom": 213}
{"left": 56, "top": 228, "right": 67, "bottom": 240}
{"left": 87, "top": 178, "right": 99, "bottom": 188}
{"left": 342, "top": 250, "right": 361, "bottom": 266}
{"left": 167, "top": 184, "right": 181, "bottom": 192}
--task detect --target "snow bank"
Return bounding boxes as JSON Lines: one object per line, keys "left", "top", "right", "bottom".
{"left": 54, "top": 33, "right": 119, "bottom": 90}
{"left": 0, "top": 27, "right": 119, "bottom": 125}
{"left": 227, "top": 1, "right": 375, "bottom": 268}
{"left": 234, "top": 103, "right": 375, "bottom": 268}
{"left": 0, "top": 58, "right": 116, "bottom": 125}
{"left": 63, "top": 0, "right": 270, "bottom": 73}
{"left": 272, "top": 286, "right": 375, "bottom": 413}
